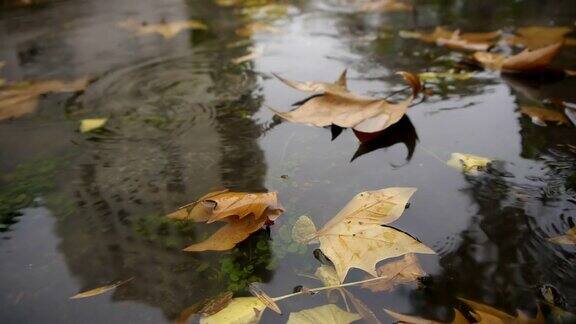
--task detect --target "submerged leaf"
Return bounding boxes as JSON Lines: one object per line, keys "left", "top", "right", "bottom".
{"left": 313, "top": 187, "right": 434, "bottom": 282}
{"left": 200, "top": 297, "right": 265, "bottom": 324}
{"left": 118, "top": 19, "right": 208, "bottom": 39}
{"left": 548, "top": 227, "right": 576, "bottom": 245}
{"left": 70, "top": 277, "right": 133, "bottom": 299}
{"left": 0, "top": 78, "right": 89, "bottom": 121}
{"left": 447, "top": 153, "right": 492, "bottom": 175}
{"left": 292, "top": 215, "right": 319, "bottom": 244}
{"left": 272, "top": 71, "right": 420, "bottom": 133}
{"left": 287, "top": 304, "right": 361, "bottom": 324}
{"left": 361, "top": 253, "right": 425, "bottom": 292}
{"left": 520, "top": 106, "right": 569, "bottom": 126}
{"left": 80, "top": 118, "right": 108, "bottom": 133}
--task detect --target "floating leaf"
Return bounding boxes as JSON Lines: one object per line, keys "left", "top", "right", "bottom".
{"left": 232, "top": 46, "right": 264, "bottom": 65}
{"left": 314, "top": 265, "right": 341, "bottom": 287}
{"left": 384, "top": 308, "right": 468, "bottom": 324}
{"left": 200, "top": 297, "right": 265, "bottom": 324}
{"left": 361, "top": 253, "right": 425, "bottom": 292}
{"left": 520, "top": 106, "right": 569, "bottom": 126}
{"left": 177, "top": 292, "right": 234, "bottom": 324}
{"left": 447, "top": 153, "right": 492, "bottom": 175}
{"left": 80, "top": 118, "right": 108, "bottom": 133}
{"left": 304, "top": 188, "right": 434, "bottom": 282}
{"left": 70, "top": 277, "right": 133, "bottom": 299}
{"left": 292, "top": 215, "right": 319, "bottom": 244}
{"left": 0, "top": 78, "right": 89, "bottom": 121}
{"left": 473, "top": 42, "right": 563, "bottom": 73}
{"left": 271, "top": 72, "right": 421, "bottom": 133}
{"left": 248, "top": 283, "right": 282, "bottom": 314}
{"left": 287, "top": 304, "right": 361, "bottom": 324}
{"left": 418, "top": 71, "right": 474, "bottom": 82}
{"left": 548, "top": 227, "right": 576, "bottom": 245}
{"left": 118, "top": 19, "right": 207, "bottom": 39}
{"left": 236, "top": 22, "right": 280, "bottom": 37}
{"left": 506, "top": 26, "right": 575, "bottom": 50}
{"left": 358, "top": 0, "right": 413, "bottom": 13}
{"left": 273, "top": 69, "right": 348, "bottom": 95}
{"left": 400, "top": 27, "right": 500, "bottom": 52}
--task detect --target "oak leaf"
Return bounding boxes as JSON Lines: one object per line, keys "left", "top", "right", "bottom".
{"left": 293, "top": 187, "right": 434, "bottom": 282}
{"left": 0, "top": 78, "right": 89, "bottom": 121}
{"left": 271, "top": 71, "right": 421, "bottom": 133}
{"left": 118, "top": 19, "right": 208, "bottom": 39}
{"left": 287, "top": 304, "right": 361, "bottom": 324}
{"left": 361, "top": 253, "right": 425, "bottom": 292}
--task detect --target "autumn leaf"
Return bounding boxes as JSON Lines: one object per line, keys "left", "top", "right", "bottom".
{"left": 70, "top": 277, "right": 133, "bottom": 299}
{"left": 118, "top": 19, "right": 208, "bottom": 39}
{"left": 384, "top": 308, "right": 468, "bottom": 324}
{"left": 400, "top": 27, "right": 500, "bottom": 52}
{"left": 459, "top": 298, "right": 545, "bottom": 324}
{"left": 80, "top": 118, "right": 108, "bottom": 133}
{"left": 520, "top": 106, "right": 569, "bottom": 126}
{"left": 506, "top": 26, "right": 576, "bottom": 49}
{"left": 272, "top": 69, "right": 348, "bottom": 95}
{"left": 236, "top": 22, "right": 280, "bottom": 37}
{"left": 548, "top": 227, "right": 576, "bottom": 245}
{"left": 287, "top": 304, "right": 361, "bottom": 324}
{"left": 271, "top": 71, "right": 421, "bottom": 133}
{"left": 177, "top": 292, "right": 234, "bottom": 324}
{"left": 358, "top": 0, "right": 413, "bottom": 13}
{"left": 248, "top": 283, "right": 282, "bottom": 314}
{"left": 0, "top": 78, "right": 89, "bottom": 121}
{"left": 199, "top": 297, "right": 266, "bottom": 324}
{"left": 294, "top": 188, "right": 434, "bottom": 282}
{"left": 167, "top": 190, "right": 284, "bottom": 252}
{"left": 361, "top": 253, "right": 425, "bottom": 292}
{"left": 343, "top": 290, "right": 381, "bottom": 324}
{"left": 232, "top": 46, "right": 264, "bottom": 64}
{"left": 473, "top": 42, "right": 563, "bottom": 73}
{"left": 446, "top": 153, "right": 492, "bottom": 175}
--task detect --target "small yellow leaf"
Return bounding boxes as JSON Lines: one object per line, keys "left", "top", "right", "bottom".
{"left": 447, "top": 153, "right": 492, "bottom": 175}
{"left": 80, "top": 118, "right": 108, "bottom": 133}
{"left": 200, "top": 297, "right": 265, "bottom": 324}
{"left": 70, "top": 277, "right": 133, "bottom": 299}
{"left": 548, "top": 227, "right": 576, "bottom": 245}
{"left": 287, "top": 304, "right": 361, "bottom": 324}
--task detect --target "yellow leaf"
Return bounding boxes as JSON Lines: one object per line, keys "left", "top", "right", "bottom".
{"left": 176, "top": 292, "right": 234, "bottom": 324}
{"left": 447, "top": 153, "right": 492, "bottom": 175}
{"left": 200, "top": 297, "right": 265, "bottom": 324}
{"left": 0, "top": 78, "right": 89, "bottom": 121}
{"left": 361, "top": 253, "right": 425, "bottom": 292}
{"left": 520, "top": 106, "right": 569, "bottom": 126}
{"left": 80, "top": 118, "right": 108, "bottom": 133}
{"left": 287, "top": 304, "right": 361, "bottom": 324}
{"left": 314, "top": 187, "right": 434, "bottom": 282}
{"left": 118, "top": 19, "right": 208, "bottom": 39}
{"left": 314, "top": 265, "right": 341, "bottom": 287}
{"left": 272, "top": 72, "right": 420, "bottom": 133}
{"left": 548, "top": 227, "right": 576, "bottom": 245}
{"left": 70, "top": 277, "right": 133, "bottom": 299}
{"left": 292, "top": 215, "right": 319, "bottom": 244}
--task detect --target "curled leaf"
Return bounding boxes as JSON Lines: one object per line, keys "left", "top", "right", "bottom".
{"left": 248, "top": 283, "right": 282, "bottom": 314}
{"left": 473, "top": 42, "right": 563, "bottom": 73}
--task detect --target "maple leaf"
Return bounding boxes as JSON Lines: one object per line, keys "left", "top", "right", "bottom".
{"left": 167, "top": 190, "right": 284, "bottom": 252}
{"left": 293, "top": 188, "right": 434, "bottom": 282}
{"left": 271, "top": 71, "right": 421, "bottom": 133}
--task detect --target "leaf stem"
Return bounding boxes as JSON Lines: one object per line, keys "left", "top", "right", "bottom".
{"left": 271, "top": 275, "right": 387, "bottom": 302}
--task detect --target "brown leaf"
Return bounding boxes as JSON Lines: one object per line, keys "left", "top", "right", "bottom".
{"left": 384, "top": 308, "right": 468, "bottom": 324}
{"left": 273, "top": 69, "right": 348, "bottom": 95}
{"left": 0, "top": 78, "right": 89, "bottom": 121}
{"left": 272, "top": 71, "right": 419, "bottom": 133}
{"left": 183, "top": 214, "right": 267, "bottom": 252}
{"left": 459, "top": 298, "right": 545, "bottom": 324}
{"left": 548, "top": 227, "right": 576, "bottom": 245}
{"left": 400, "top": 27, "right": 500, "bottom": 52}
{"left": 473, "top": 42, "right": 563, "bottom": 73}
{"left": 118, "top": 19, "right": 208, "bottom": 39}
{"left": 361, "top": 253, "right": 425, "bottom": 292}
{"left": 358, "top": 0, "right": 413, "bottom": 12}
{"left": 506, "top": 26, "right": 574, "bottom": 49}
{"left": 176, "top": 292, "right": 234, "bottom": 324}
{"left": 70, "top": 277, "right": 133, "bottom": 299}
{"left": 520, "top": 106, "right": 569, "bottom": 126}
